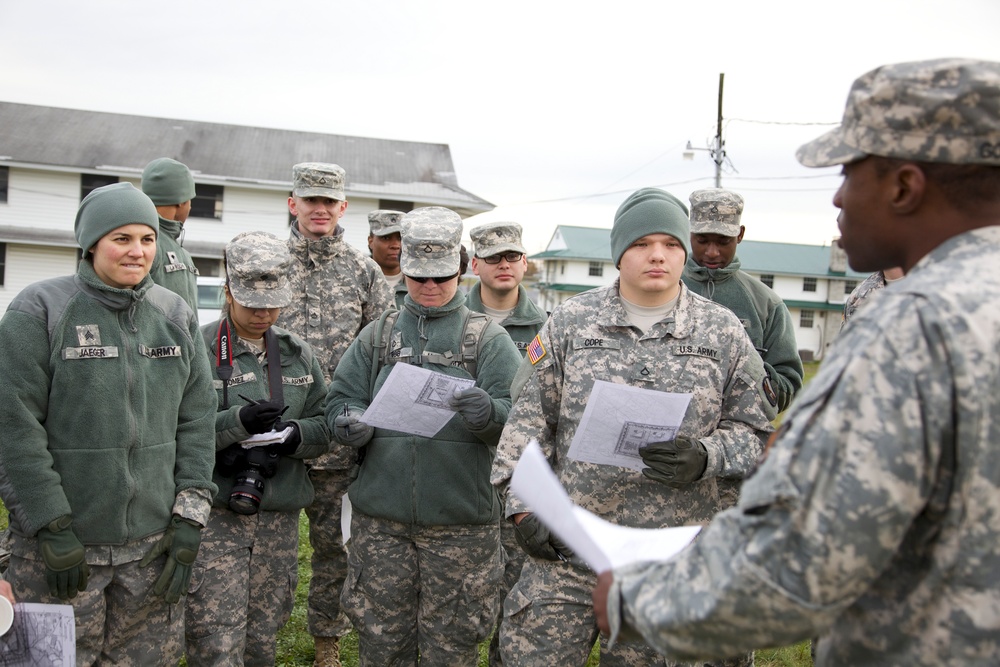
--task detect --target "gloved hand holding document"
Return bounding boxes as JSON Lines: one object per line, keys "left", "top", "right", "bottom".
{"left": 510, "top": 440, "right": 701, "bottom": 573}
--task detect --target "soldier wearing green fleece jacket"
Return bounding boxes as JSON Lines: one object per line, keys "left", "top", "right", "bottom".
{"left": 682, "top": 188, "right": 803, "bottom": 415}
{"left": 0, "top": 182, "right": 217, "bottom": 666}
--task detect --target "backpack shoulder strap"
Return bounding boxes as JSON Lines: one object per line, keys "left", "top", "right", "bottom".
{"left": 370, "top": 308, "right": 400, "bottom": 401}
{"left": 461, "top": 311, "right": 491, "bottom": 378}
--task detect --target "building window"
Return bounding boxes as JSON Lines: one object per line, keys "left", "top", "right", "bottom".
{"left": 191, "top": 184, "right": 223, "bottom": 220}
{"left": 803, "top": 276, "right": 817, "bottom": 292}
{"left": 81, "top": 174, "right": 119, "bottom": 201}
{"left": 589, "top": 262, "right": 604, "bottom": 277}
{"left": 378, "top": 199, "right": 414, "bottom": 213}
{"left": 844, "top": 279, "right": 858, "bottom": 295}
{"left": 0, "top": 166, "right": 8, "bottom": 203}
{"left": 800, "top": 309, "right": 815, "bottom": 328}
{"left": 760, "top": 274, "right": 774, "bottom": 288}
{"left": 0, "top": 242, "right": 5, "bottom": 285}
{"left": 560, "top": 261, "right": 565, "bottom": 276}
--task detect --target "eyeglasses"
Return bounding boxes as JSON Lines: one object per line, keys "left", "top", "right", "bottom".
{"left": 406, "top": 273, "right": 460, "bottom": 284}
{"left": 482, "top": 252, "right": 524, "bottom": 265}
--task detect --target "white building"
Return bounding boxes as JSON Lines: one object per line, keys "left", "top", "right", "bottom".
{"left": 532, "top": 225, "right": 868, "bottom": 360}
{"left": 0, "top": 101, "right": 493, "bottom": 313}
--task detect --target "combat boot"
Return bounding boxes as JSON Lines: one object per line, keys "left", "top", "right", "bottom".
{"left": 314, "top": 636, "right": 341, "bottom": 667}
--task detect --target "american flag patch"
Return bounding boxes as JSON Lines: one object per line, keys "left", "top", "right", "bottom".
{"left": 526, "top": 335, "right": 546, "bottom": 365}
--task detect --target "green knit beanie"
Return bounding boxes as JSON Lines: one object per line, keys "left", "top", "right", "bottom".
{"left": 610, "top": 188, "right": 690, "bottom": 267}
{"left": 141, "top": 157, "right": 196, "bottom": 206}
{"left": 75, "top": 182, "right": 159, "bottom": 252}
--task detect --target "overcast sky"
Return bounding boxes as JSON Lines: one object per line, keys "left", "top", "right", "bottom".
{"left": 3, "top": 0, "right": 1000, "bottom": 253}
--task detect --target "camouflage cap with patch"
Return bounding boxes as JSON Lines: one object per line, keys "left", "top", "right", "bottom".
{"left": 797, "top": 58, "right": 1000, "bottom": 168}
{"left": 292, "top": 162, "right": 346, "bottom": 200}
{"left": 688, "top": 189, "right": 745, "bottom": 237}
{"left": 368, "top": 210, "right": 404, "bottom": 237}
{"left": 470, "top": 221, "right": 526, "bottom": 258}
{"left": 400, "top": 207, "right": 463, "bottom": 278}
{"left": 225, "top": 231, "right": 293, "bottom": 309}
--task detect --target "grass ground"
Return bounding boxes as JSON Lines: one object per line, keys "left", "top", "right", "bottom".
{"left": 2, "top": 362, "right": 823, "bottom": 666}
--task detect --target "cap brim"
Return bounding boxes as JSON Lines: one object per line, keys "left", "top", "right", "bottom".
{"left": 372, "top": 226, "right": 402, "bottom": 236}
{"left": 475, "top": 242, "right": 526, "bottom": 258}
{"left": 293, "top": 186, "right": 343, "bottom": 200}
{"left": 796, "top": 126, "right": 868, "bottom": 168}
{"left": 400, "top": 253, "right": 460, "bottom": 278}
{"left": 229, "top": 283, "right": 292, "bottom": 309}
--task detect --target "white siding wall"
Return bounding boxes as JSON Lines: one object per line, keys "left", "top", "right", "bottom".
{"left": 0, "top": 168, "right": 81, "bottom": 231}
{"left": 0, "top": 243, "right": 79, "bottom": 312}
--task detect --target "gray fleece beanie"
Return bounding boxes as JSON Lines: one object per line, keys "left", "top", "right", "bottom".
{"left": 75, "top": 182, "right": 159, "bottom": 252}
{"left": 141, "top": 157, "right": 196, "bottom": 206}
{"left": 610, "top": 188, "right": 690, "bottom": 267}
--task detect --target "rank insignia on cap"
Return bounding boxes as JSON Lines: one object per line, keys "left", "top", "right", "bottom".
{"left": 527, "top": 334, "right": 546, "bottom": 365}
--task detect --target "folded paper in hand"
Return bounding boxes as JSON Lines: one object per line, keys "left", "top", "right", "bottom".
{"left": 510, "top": 440, "right": 701, "bottom": 573}
{"left": 240, "top": 426, "right": 293, "bottom": 448}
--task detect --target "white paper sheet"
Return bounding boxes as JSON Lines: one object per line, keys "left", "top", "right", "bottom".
{"left": 567, "top": 380, "right": 693, "bottom": 472}
{"left": 360, "top": 363, "right": 475, "bottom": 437}
{"left": 240, "top": 425, "right": 294, "bottom": 448}
{"left": 0, "top": 602, "right": 76, "bottom": 665}
{"left": 510, "top": 440, "right": 701, "bottom": 573}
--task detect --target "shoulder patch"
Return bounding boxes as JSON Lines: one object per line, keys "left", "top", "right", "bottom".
{"left": 526, "top": 334, "right": 547, "bottom": 365}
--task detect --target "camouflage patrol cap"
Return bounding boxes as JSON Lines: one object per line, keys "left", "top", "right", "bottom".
{"left": 797, "top": 58, "right": 1000, "bottom": 167}
{"left": 368, "top": 210, "right": 404, "bottom": 237}
{"left": 292, "top": 162, "right": 346, "bottom": 200}
{"left": 470, "top": 221, "right": 526, "bottom": 258}
{"left": 400, "top": 207, "right": 463, "bottom": 278}
{"left": 688, "top": 188, "right": 745, "bottom": 237}
{"left": 225, "top": 231, "right": 292, "bottom": 309}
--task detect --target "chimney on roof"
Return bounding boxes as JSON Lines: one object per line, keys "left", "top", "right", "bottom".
{"left": 829, "top": 236, "right": 847, "bottom": 273}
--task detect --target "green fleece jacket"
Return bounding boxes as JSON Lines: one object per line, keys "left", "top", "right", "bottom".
{"left": 201, "top": 320, "right": 331, "bottom": 511}
{"left": 466, "top": 283, "right": 547, "bottom": 356}
{"left": 0, "top": 261, "right": 217, "bottom": 544}
{"left": 326, "top": 291, "right": 521, "bottom": 526}
{"left": 682, "top": 256, "right": 804, "bottom": 413}
{"left": 149, "top": 215, "right": 199, "bottom": 315}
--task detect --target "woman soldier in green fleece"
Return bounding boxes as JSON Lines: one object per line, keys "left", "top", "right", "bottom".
{"left": 0, "top": 182, "right": 218, "bottom": 665}
{"left": 185, "top": 231, "right": 331, "bottom": 666}
{"left": 327, "top": 207, "right": 522, "bottom": 666}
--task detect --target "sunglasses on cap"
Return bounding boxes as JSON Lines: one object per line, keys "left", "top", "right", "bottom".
{"left": 482, "top": 251, "right": 524, "bottom": 265}
{"left": 406, "top": 273, "right": 460, "bottom": 284}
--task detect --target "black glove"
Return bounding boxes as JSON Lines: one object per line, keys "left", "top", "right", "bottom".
{"left": 333, "top": 408, "right": 374, "bottom": 448}
{"left": 513, "top": 513, "right": 574, "bottom": 562}
{"left": 450, "top": 387, "right": 493, "bottom": 429}
{"left": 239, "top": 399, "right": 284, "bottom": 434}
{"left": 139, "top": 515, "right": 202, "bottom": 604}
{"left": 266, "top": 420, "right": 301, "bottom": 456}
{"left": 639, "top": 437, "right": 708, "bottom": 488}
{"left": 37, "top": 515, "right": 89, "bottom": 600}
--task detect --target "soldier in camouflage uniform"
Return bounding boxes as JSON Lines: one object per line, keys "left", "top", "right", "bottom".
{"left": 142, "top": 157, "right": 201, "bottom": 314}
{"left": 841, "top": 265, "right": 904, "bottom": 325}
{"left": 682, "top": 188, "right": 803, "bottom": 416}
{"left": 594, "top": 58, "right": 1000, "bottom": 667}
{"left": 367, "top": 209, "right": 408, "bottom": 308}
{"left": 275, "top": 163, "right": 392, "bottom": 666}
{"left": 467, "top": 221, "right": 547, "bottom": 667}
{"left": 327, "top": 207, "right": 522, "bottom": 665}
{"left": 491, "top": 187, "right": 773, "bottom": 666}
{"left": 185, "top": 232, "right": 331, "bottom": 666}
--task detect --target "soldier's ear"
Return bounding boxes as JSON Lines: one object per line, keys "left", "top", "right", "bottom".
{"left": 888, "top": 162, "right": 926, "bottom": 215}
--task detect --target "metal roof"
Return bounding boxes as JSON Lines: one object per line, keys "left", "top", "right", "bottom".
{"left": 532, "top": 225, "right": 869, "bottom": 279}
{"left": 0, "top": 101, "right": 494, "bottom": 214}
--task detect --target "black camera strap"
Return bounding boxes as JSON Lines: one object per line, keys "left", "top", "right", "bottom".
{"left": 264, "top": 328, "right": 284, "bottom": 406}
{"left": 216, "top": 319, "right": 234, "bottom": 409}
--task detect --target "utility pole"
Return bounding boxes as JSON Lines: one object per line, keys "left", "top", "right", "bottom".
{"left": 684, "top": 73, "right": 727, "bottom": 187}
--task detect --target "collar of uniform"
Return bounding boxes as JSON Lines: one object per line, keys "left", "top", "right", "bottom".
{"left": 402, "top": 289, "right": 467, "bottom": 319}
{"left": 684, "top": 255, "right": 741, "bottom": 283}
{"left": 77, "top": 259, "right": 153, "bottom": 311}
{"left": 603, "top": 279, "right": 699, "bottom": 339}
{"left": 288, "top": 222, "right": 346, "bottom": 261}
{"left": 157, "top": 215, "right": 183, "bottom": 242}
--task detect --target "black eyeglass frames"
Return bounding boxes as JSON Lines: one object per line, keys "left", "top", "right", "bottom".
{"left": 482, "top": 252, "right": 524, "bottom": 265}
